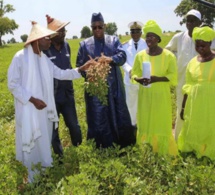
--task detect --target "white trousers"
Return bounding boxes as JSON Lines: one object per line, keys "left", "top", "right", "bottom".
{"left": 125, "top": 84, "right": 139, "bottom": 126}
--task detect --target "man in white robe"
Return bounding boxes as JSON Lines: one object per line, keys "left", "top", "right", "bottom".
{"left": 122, "top": 21, "right": 147, "bottom": 127}
{"left": 165, "top": 9, "right": 202, "bottom": 140}
{"left": 7, "top": 21, "right": 90, "bottom": 182}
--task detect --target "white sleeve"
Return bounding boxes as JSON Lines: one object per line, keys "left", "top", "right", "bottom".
{"left": 122, "top": 63, "right": 132, "bottom": 73}
{"left": 53, "top": 65, "right": 81, "bottom": 80}
{"left": 165, "top": 34, "right": 178, "bottom": 52}
{"left": 7, "top": 56, "right": 31, "bottom": 104}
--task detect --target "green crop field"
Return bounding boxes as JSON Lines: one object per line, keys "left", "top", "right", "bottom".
{"left": 1, "top": 34, "right": 215, "bottom": 194}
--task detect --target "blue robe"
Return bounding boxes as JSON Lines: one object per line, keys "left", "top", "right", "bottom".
{"left": 76, "top": 35, "right": 135, "bottom": 148}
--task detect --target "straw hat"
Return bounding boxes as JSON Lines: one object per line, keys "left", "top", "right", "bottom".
{"left": 46, "top": 15, "right": 70, "bottom": 31}
{"left": 24, "top": 21, "right": 57, "bottom": 47}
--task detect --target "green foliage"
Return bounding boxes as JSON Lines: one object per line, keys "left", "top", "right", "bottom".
{"left": 20, "top": 34, "right": 28, "bottom": 42}
{"left": 174, "top": 0, "right": 215, "bottom": 27}
{"left": 1, "top": 35, "right": 215, "bottom": 194}
{"left": 105, "top": 22, "right": 118, "bottom": 35}
{"left": 80, "top": 26, "right": 91, "bottom": 38}
{"left": 0, "top": 0, "right": 18, "bottom": 46}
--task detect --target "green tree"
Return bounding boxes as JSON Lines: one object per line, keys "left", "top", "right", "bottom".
{"left": 0, "top": 0, "right": 18, "bottom": 46}
{"left": 20, "top": 34, "right": 28, "bottom": 42}
{"left": 80, "top": 26, "right": 91, "bottom": 38}
{"left": 105, "top": 22, "right": 117, "bottom": 35}
{"left": 174, "top": 0, "right": 215, "bottom": 27}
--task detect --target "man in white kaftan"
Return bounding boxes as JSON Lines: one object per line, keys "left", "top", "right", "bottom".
{"left": 122, "top": 21, "right": 147, "bottom": 126}
{"left": 7, "top": 22, "right": 90, "bottom": 182}
{"left": 165, "top": 9, "right": 203, "bottom": 140}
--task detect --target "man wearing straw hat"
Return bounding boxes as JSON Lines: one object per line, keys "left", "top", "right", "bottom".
{"left": 7, "top": 21, "right": 90, "bottom": 182}
{"left": 44, "top": 15, "right": 82, "bottom": 159}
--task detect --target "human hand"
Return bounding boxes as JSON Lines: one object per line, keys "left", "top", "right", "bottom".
{"left": 98, "top": 53, "right": 112, "bottom": 64}
{"left": 134, "top": 77, "right": 151, "bottom": 86}
{"left": 78, "top": 55, "right": 97, "bottom": 72}
{"left": 29, "top": 97, "right": 47, "bottom": 110}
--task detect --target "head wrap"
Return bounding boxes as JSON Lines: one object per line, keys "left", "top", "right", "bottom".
{"left": 128, "top": 21, "right": 143, "bottom": 30}
{"left": 143, "top": 20, "right": 162, "bottom": 39}
{"left": 192, "top": 26, "right": 215, "bottom": 42}
{"left": 91, "top": 12, "right": 104, "bottom": 23}
{"left": 24, "top": 21, "right": 57, "bottom": 47}
{"left": 46, "top": 15, "right": 70, "bottom": 31}
{"left": 186, "top": 9, "right": 201, "bottom": 21}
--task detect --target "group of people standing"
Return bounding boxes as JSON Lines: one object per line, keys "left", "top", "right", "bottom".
{"left": 124, "top": 9, "right": 215, "bottom": 160}
{"left": 7, "top": 9, "right": 215, "bottom": 182}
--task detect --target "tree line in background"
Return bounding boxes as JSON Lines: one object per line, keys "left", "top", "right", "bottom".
{"left": 1, "top": 0, "right": 215, "bottom": 45}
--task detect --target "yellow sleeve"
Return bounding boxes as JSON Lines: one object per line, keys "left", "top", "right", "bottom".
{"left": 165, "top": 53, "right": 177, "bottom": 86}
{"left": 182, "top": 61, "right": 193, "bottom": 95}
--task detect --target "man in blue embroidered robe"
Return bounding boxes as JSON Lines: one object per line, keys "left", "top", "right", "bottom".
{"left": 76, "top": 12, "right": 135, "bottom": 148}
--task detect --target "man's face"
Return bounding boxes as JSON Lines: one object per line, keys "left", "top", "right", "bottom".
{"left": 91, "top": 21, "right": 105, "bottom": 39}
{"left": 51, "top": 27, "right": 66, "bottom": 44}
{"left": 130, "top": 29, "right": 142, "bottom": 42}
{"left": 38, "top": 36, "right": 51, "bottom": 51}
{"left": 186, "top": 15, "right": 201, "bottom": 33}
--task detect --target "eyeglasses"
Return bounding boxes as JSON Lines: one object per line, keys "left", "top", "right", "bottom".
{"left": 91, "top": 25, "right": 104, "bottom": 30}
{"left": 131, "top": 30, "right": 141, "bottom": 34}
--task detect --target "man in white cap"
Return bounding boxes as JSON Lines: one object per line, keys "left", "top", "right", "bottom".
{"left": 122, "top": 21, "right": 147, "bottom": 130}
{"left": 165, "top": 9, "right": 202, "bottom": 140}
{"left": 7, "top": 21, "right": 90, "bottom": 182}
{"left": 44, "top": 15, "right": 82, "bottom": 159}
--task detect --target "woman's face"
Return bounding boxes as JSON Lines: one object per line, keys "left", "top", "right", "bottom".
{"left": 145, "top": 32, "right": 160, "bottom": 48}
{"left": 195, "top": 40, "right": 211, "bottom": 56}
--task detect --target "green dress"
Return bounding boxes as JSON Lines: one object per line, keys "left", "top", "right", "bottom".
{"left": 132, "top": 49, "right": 178, "bottom": 156}
{"left": 178, "top": 57, "right": 215, "bottom": 160}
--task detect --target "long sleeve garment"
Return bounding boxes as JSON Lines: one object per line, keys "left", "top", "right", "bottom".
{"left": 165, "top": 31, "right": 197, "bottom": 139}
{"left": 132, "top": 49, "right": 178, "bottom": 156}
{"left": 44, "top": 41, "right": 82, "bottom": 153}
{"left": 8, "top": 46, "right": 81, "bottom": 182}
{"left": 178, "top": 57, "right": 215, "bottom": 160}
{"left": 122, "top": 38, "right": 148, "bottom": 125}
{"left": 76, "top": 35, "right": 135, "bottom": 148}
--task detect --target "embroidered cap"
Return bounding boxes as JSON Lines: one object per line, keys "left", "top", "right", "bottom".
{"left": 24, "top": 21, "right": 57, "bottom": 47}
{"left": 128, "top": 21, "right": 143, "bottom": 30}
{"left": 46, "top": 15, "right": 70, "bottom": 31}
{"left": 91, "top": 12, "right": 104, "bottom": 23}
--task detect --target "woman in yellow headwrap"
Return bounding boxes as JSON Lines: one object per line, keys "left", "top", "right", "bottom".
{"left": 131, "top": 20, "right": 178, "bottom": 156}
{"left": 178, "top": 26, "right": 215, "bottom": 160}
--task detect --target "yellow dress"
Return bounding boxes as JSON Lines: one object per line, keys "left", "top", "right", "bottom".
{"left": 132, "top": 49, "right": 178, "bottom": 156}
{"left": 178, "top": 57, "right": 215, "bottom": 160}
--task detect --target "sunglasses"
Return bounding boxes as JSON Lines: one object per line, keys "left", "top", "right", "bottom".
{"left": 131, "top": 30, "right": 141, "bottom": 34}
{"left": 91, "top": 25, "right": 104, "bottom": 30}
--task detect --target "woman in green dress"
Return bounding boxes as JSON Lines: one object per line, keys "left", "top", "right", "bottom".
{"left": 178, "top": 26, "right": 215, "bottom": 160}
{"left": 131, "top": 20, "right": 178, "bottom": 156}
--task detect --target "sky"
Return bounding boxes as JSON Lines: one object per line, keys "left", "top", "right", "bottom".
{"left": 3, "top": 0, "right": 187, "bottom": 42}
